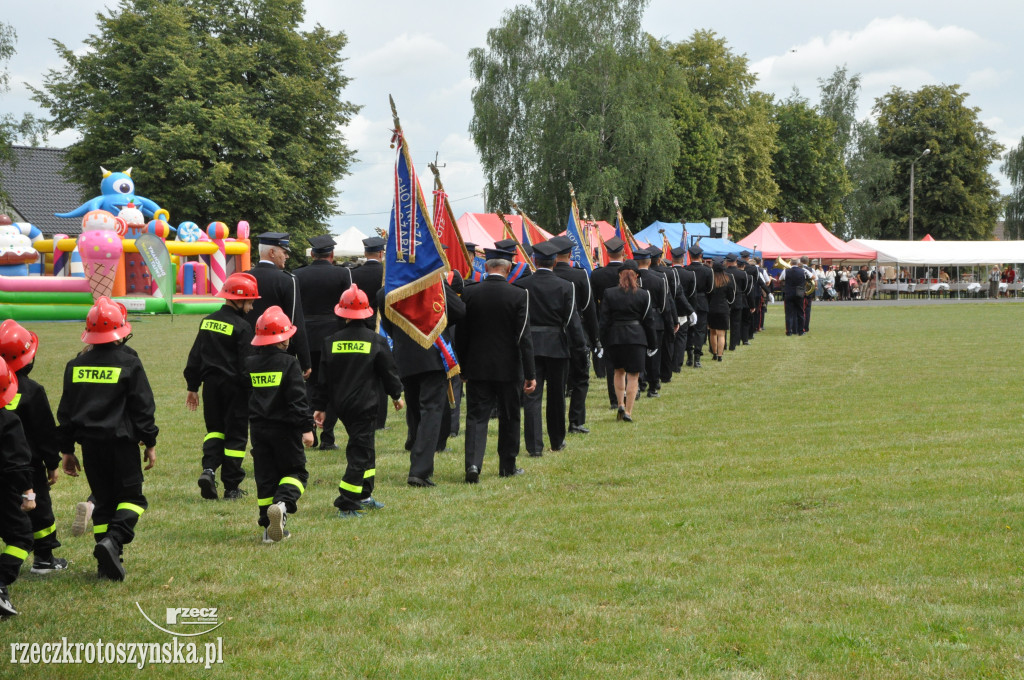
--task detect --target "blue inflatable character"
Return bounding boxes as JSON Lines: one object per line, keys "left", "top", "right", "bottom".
{"left": 55, "top": 167, "right": 163, "bottom": 220}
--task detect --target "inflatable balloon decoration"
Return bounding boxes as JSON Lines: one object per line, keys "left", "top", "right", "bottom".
{"left": 55, "top": 167, "right": 163, "bottom": 220}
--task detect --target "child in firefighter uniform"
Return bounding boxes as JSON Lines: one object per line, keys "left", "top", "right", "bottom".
{"left": 0, "top": 320, "right": 66, "bottom": 574}
{"left": 56, "top": 297, "right": 158, "bottom": 581}
{"left": 313, "top": 284, "right": 403, "bottom": 517}
{"left": 184, "top": 273, "right": 259, "bottom": 500}
{"left": 247, "top": 305, "right": 314, "bottom": 542}
{"left": 0, "top": 357, "right": 35, "bottom": 616}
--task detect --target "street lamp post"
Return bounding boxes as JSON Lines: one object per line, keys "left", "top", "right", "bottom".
{"left": 909, "top": 148, "right": 931, "bottom": 240}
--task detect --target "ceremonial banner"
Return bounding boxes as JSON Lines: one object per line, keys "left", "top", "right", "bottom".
{"left": 565, "top": 189, "right": 595, "bottom": 275}
{"left": 383, "top": 102, "right": 449, "bottom": 349}
{"left": 135, "top": 234, "right": 174, "bottom": 316}
{"left": 613, "top": 198, "right": 635, "bottom": 260}
{"left": 430, "top": 164, "right": 472, "bottom": 277}
{"left": 678, "top": 225, "right": 690, "bottom": 265}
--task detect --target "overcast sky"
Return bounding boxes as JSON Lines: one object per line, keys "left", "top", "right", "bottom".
{"left": 3, "top": 0, "right": 1020, "bottom": 236}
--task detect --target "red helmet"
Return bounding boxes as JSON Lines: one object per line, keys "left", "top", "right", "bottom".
{"left": 0, "top": 319, "right": 38, "bottom": 372}
{"left": 82, "top": 296, "right": 132, "bottom": 344}
{"left": 252, "top": 305, "right": 297, "bottom": 346}
{"left": 217, "top": 272, "right": 261, "bottom": 300}
{"left": 0, "top": 356, "right": 18, "bottom": 409}
{"left": 335, "top": 284, "right": 373, "bottom": 320}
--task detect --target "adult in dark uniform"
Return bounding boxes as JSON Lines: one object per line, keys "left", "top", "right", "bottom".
{"left": 741, "top": 251, "right": 771, "bottom": 342}
{"left": 707, "top": 260, "right": 735, "bottom": 361}
{"left": 293, "top": 235, "right": 352, "bottom": 450}
{"left": 779, "top": 259, "right": 807, "bottom": 336}
{"left": 669, "top": 247, "right": 698, "bottom": 372}
{"left": 377, "top": 280, "right": 465, "bottom": 487}
{"left": 651, "top": 246, "right": 688, "bottom": 385}
{"left": 350, "top": 236, "right": 388, "bottom": 429}
{"left": 515, "top": 240, "right": 581, "bottom": 456}
{"left": 494, "top": 238, "right": 533, "bottom": 284}
{"left": 635, "top": 248, "right": 674, "bottom": 398}
{"left": 455, "top": 248, "right": 536, "bottom": 483}
{"left": 726, "top": 253, "right": 749, "bottom": 351}
{"left": 599, "top": 260, "right": 657, "bottom": 422}
{"left": 246, "top": 232, "right": 311, "bottom": 377}
{"left": 589, "top": 237, "right": 626, "bottom": 406}
{"left": 550, "top": 236, "right": 598, "bottom": 434}
{"left": 683, "top": 244, "right": 713, "bottom": 368}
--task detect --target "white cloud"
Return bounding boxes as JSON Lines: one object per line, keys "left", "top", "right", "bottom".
{"left": 965, "top": 67, "right": 1010, "bottom": 91}
{"left": 349, "top": 33, "right": 452, "bottom": 78}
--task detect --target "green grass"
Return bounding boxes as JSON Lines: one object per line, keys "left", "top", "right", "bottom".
{"left": 4, "top": 302, "right": 1024, "bottom": 679}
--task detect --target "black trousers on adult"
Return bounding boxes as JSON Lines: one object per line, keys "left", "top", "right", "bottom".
{"left": 464, "top": 379, "right": 522, "bottom": 476}
{"left": 335, "top": 411, "right": 376, "bottom": 511}
{"left": 307, "top": 351, "right": 339, "bottom": 446}
{"left": 0, "top": 484, "right": 32, "bottom": 587}
{"left": 605, "top": 357, "right": 618, "bottom": 407}
{"left": 741, "top": 307, "right": 754, "bottom": 342}
{"left": 403, "top": 371, "right": 447, "bottom": 481}
{"left": 28, "top": 463, "right": 60, "bottom": 556}
{"left": 687, "top": 311, "right": 708, "bottom": 359}
{"left": 803, "top": 297, "right": 813, "bottom": 332}
{"left": 201, "top": 377, "right": 248, "bottom": 491}
{"left": 250, "top": 423, "right": 307, "bottom": 528}
{"left": 659, "top": 327, "right": 675, "bottom": 382}
{"left": 592, "top": 348, "right": 606, "bottom": 378}
{"left": 82, "top": 439, "right": 148, "bottom": 550}
{"left": 729, "top": 308, "right": 743, "bottom": 349}
{"left": 784, "top": 296, "right": 804, "bottom": 335}
{"left": 524, "top": 356, "right": 568, "bottom": 455}
{"left": 449, "top": 377, "right": 463, "bottom": 437}
{"left": 642, "top": 329, "right": 664, "bottom": 391}
{"left": 567, "top": 350, "right": 590, "bottom": 428}
{"left": 673, "top": 326, "right": 688, "bottom": 371}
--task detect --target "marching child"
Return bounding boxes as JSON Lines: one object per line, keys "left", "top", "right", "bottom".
{"left": 56, "top": 297, "right": 158, "bottom": 581}
{"left": 313, "top": 285, "right": 403, "bottom": 517}
{"left": 246, "top": 306, "right": 314, "bottom": 542}
{"left": 0, "top": 357, "right": 35, "bottom": 616}
{"left": 0, "top": 320, "right": 66, "bottom": 574}
{"left": 183, "top": 273, "right": 259, "bottom": 500}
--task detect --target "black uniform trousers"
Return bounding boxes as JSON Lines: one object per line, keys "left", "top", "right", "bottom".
{"left": 464, "top": 379, "right": 522, "bottom": 475}
{"left": 659, "top": 327, "right": 675, "bottom": 382}
{"left": 82, "top": 440, "right": 148, "bottom": 550}
{"left": 642, "top": 330, "right": 664, "bottom": 390}
{"left": 201, "top": 378, "right": 248, "bottom": 490}
{"left": 449, "top": 377, "right": 463, "bottom": 436}
{"left": 567, "top": 350, "right": 589, "bottom": 428}
{"left": 335, "top": 411, "right": 376, "bottom": 511}
{"left": 524, "top": 356, "right": 568, "bottom": 455}
{"left": 673, "top": 326, "right": 688, "bottom": 371}
{"left": 250, "top": 423, "right": 308, "bottom": 527}
{"left": 687, "top": 311, "right": 708, "bottom": 359}
{"left": 729, "top": 308, "right": 744, "bottom": 350}
{"left": 784, "top": 296, "right": 804, "bottom": 335}
{"left": 308, "top": 351, "right": 339, "bottom": 446}
{"left": 0, "top": 486, "right": 32, "bottom": 586}
{"left": 403, "top": 371, "right": 448, "bottom": 481}
{"left": 803, "top": 297, "right": 813, "bottom": 332}
{"left": 28, "top": 463, "right": 60, "bottom": 556}
{"left": 742, "top": 307, "right": 754, "bottom": 342}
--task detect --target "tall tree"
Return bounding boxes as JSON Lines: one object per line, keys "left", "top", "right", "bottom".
{"left": 817, "top": 65, "right": 860, "bottom": 162}
{"left": 469, "top": 0, "right": 678, "bottom": 228}
{"left": 1001, "top": 138, "right": 1024, "bottom": 240}
{"left": 32, "top": 0, "right": 358, "bottom": 251}
{"left": 771, "top": 93, "right": 850, "bottom": 229}
{"left": 665, "top": 31, "right": 778, "bottom": 238}
{"left": 0, "top": 22, "right": 47, "bottom": 208}
{"left": 874, "top": 84, "right": 1003, "bottom": 240}
{"left": 843, "top": 120, "right": 899, "bottom": 240}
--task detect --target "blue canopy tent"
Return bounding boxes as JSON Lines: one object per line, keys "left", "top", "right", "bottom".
{"left": 633, "top": 221, "right": 758, "bottom": 259}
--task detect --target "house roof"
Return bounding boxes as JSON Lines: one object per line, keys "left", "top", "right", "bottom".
{"left": 0, "top": 146, "right": 86, "bottom": 236}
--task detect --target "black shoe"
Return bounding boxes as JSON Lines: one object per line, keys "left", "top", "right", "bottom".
{"left": 716, "top": 355, "right": 723, "bottom": 362}
{"left": 499, "top": 467, "right": 525, "bottom": 478}
{"left": 622, "top": 414, "right": 633, "bottom": 423}
{"left": 693, "top": 358, "right": 702, "bottom": 368}
{"left": 465, "top": 466, "right": 480, "bottom": 484}
{"left": 198, "top": 469, "right": 218, "bottom": 500}
{"left": 616, "top": 406, "right": 625, "bottom": 421}
{"left": 31, "top": 557, "right": 69, "bottom": 575}
{"left": 223, "top": 488, "right": 247, "bottom": 500}
{"left": 407, "top": 476, "right": 435, "bottom": 487}
{"left": 528, "top": 451, "right": 543, "bottom": 457}
{"left": 568, "top": 424, "right": 590, "bottom": 434}
{"left": 318, "top": 442, "right": 339, "bottom": 451}
{"left": 742, "top": 340, "right": 750, "bottom": 345}
{"left": 685, "top": 353, "right": 693, "bottom": 367}
{"left": 94, "top": 538, "right": 125, "bottom": 581}
{"left": 0, "top": 586, "right": 17, "bottom": 617}
{"left": 646, "top": 390, "right": 660, "bottom": 398}
{"left": 551, "top": 442, "right": 567, "bottom": 452}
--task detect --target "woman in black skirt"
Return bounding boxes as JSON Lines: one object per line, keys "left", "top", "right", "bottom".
{"left": 706, "top": 260, "right": 735, "bottom": 362}
{"left": 599, "top": 260, "right": 657, "bottom": 422}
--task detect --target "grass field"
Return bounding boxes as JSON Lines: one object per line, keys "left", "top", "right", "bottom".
{"left": 3, "top": 301, "right": 1023, "bottom": 679}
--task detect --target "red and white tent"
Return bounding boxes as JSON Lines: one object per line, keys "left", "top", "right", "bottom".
{"left": 738, "top": 222, "right": 876, "bottom": 260}
{"left": 455, "top": 213, "right": 555, "bottom": 248}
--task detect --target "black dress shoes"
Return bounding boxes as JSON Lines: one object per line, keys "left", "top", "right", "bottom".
{"left": 568, "top": 424, "right": 590, "bottom": 434}
{"left": 498, "top": 467, "right": 525, "bottom": 478}
{"left": 551, "top": 442, "right": 567, "bottom": 452}
{"left": 465, "top": 466, "right": 480, "bottom": 484}
{"left": 407, "top": 476, "right": 435, "bottom": 487}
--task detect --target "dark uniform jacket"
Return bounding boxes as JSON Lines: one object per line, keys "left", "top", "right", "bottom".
{"left": 638, "top": 267, "right": 675, "bottom": 331}
{"left": 245, "top": 348, "right": 315, "bottom": 432}
{"left": 745, "top": 262, "right": 771, "bottom": 305}
{"left": 56, "top": 343, "right": 159, "bottom": 451}
{"left": 553, "top": 261, "right": 599, "bottom": 347}
{"left": 313, "top": 323, "right": 403, "bottom": 415}
{"left": 377, "top": 284, "right": 466, "bottom": 379}
{"left": 599, "top": 287, "right": 657, "bottom": 349}
{"left": 708, "top": 277, "right": 736, "bottom": 315}
{"left": 515, "top": 268, "right": 579, "bottom": 359}
{"left": 455, "top": 275, "right": 535, "bottom": 383}
{"left": 781, "top": 266, "right": 807, "bottom": 298}
{"left": 665, "top": 265, "right": 695, "bottom": 318}
{"left": 673, "top": 265, "right": 698, "bottom": 317}
{"left": 0, "top": 409, "right": 33, "bottom": 493}
{"left": 683, "top": 262, "right": 714, "bottom": 312}
{"left": 293, "top": 260, "right": 352, "bottom": 352}
{"left": 728, "top": 266, "right": 749, "bottom": 311}
{"left": 247, "top": 261, "right": 310, "bottom": 372}
{"left": 350, "top": 260, "right": 384, "bottom": 316}
{"left": 183, "top": 304, "right": 253, "bottom": 392}
{"left": 9, "top": 368, "right": 60, "bottom": 471}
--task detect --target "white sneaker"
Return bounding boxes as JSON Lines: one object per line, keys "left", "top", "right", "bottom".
{"left": 0, "top": 586, "right": 17, "bottom": 617}
{"left": 267, "top": 502, "right": 287, "bottom": 542}
{"left": 71, "top": 501, "right": 93, "bottom": 537}
{"left": 262, "top": 528, "right": 290, "bottom": 544}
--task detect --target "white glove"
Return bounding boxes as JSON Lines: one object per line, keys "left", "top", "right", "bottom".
{"left": 677, "top": 317, "right": 685, "bottom": 326}
{"left": 596, "top": 347, "right": 604, "bottom": 359}
{"left": 646, "top": 348, "right": 658, "bottom": 357}
{"left": 688, "top": 312, "right": 697, "bottom": 326}
{"left": 768, "top": 294, "right": 775, "bottom": 304}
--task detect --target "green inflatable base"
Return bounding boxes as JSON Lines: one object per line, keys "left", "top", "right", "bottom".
{"left": 0, "top": 295, "right": 223, "bottom": 321}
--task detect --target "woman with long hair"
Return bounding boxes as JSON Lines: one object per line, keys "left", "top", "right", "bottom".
{"left": 599, "top": 260, "right": 657, "bottom": 422}
{"left": 706, "top": 260, "right": 734, "bottom": 361}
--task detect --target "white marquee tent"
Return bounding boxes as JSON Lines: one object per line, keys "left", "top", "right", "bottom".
{"left": 850, "top": 239, "right": 1024, "bottom": 265}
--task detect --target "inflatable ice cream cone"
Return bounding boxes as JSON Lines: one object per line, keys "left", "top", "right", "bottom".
{"left": 79, "top": 210, "right": 124, "bottom": 300}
